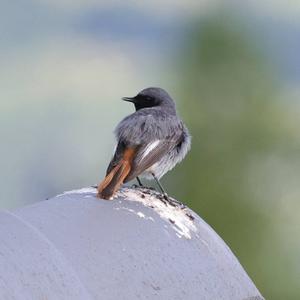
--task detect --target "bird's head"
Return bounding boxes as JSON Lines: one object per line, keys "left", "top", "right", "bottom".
{"left": 122, "top": 87, "right": 176, "bottom": 112}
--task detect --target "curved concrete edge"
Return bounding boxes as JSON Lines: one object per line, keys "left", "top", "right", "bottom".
{"left": 0, "top": 210, "right": 92, "bottom": 300}
{"left": 0, "top": 186, "right": 264, "bottom": 300}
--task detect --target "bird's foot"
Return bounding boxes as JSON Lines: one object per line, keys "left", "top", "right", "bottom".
{"left": 131, "top": 184, "right": 155, "bottom": 191}
{"left": 160, "top": 193, "right": 186, "bottom": 209}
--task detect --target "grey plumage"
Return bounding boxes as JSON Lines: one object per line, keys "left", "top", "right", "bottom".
{"left": 107, "top": 87, "right": 191, "bottom": 182}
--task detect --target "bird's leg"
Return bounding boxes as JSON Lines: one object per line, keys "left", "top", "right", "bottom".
{"left": 132, "top": 176, "right": 146, "bottom": 189}
{"left": 136, "top": 176, "right": 143, "bottom": 187}
{"left": 151, "top": 173, "right": 168, "bottom": 200}
{"left": 151, "top": 173, "right": 185, "bottom": 208}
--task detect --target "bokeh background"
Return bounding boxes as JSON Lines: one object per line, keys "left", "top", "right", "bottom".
{"left": 1, "top": 1, "right": 300, "bottom": 298}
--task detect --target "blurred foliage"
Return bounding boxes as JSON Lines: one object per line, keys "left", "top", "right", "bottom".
{"left": 167, "top": 15, "right": 299, "bottom": 300}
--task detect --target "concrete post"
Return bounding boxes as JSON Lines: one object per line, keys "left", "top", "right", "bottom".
{"left": 0, "top": 186, "right": 264, "bottom": 300}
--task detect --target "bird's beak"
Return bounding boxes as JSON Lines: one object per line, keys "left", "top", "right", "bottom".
{"left": 122, "top": 97, "right": 135, "bottom": 103}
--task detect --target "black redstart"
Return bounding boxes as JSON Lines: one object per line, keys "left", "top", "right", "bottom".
{"left": 97, "top": 87, "right": 191, "bottom": 200}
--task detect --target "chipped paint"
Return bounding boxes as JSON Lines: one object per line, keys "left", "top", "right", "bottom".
{"left": 117, "top": 187, "right": 197, "bottom": 239}
{"left": 113, "top": 207, "right": 154, "bottom": 222}
{"left": 58, "top": 186, "right": 197, "bottom": 239}
{"left": 137, "top": 212, "right": 145, "bottom": 218}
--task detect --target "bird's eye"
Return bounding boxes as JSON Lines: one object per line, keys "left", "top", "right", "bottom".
{"left": 146, "top": 96, "right": 152, "bottom": 101}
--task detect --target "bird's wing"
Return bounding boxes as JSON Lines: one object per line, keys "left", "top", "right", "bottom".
{"left": 105, "top": 111, "right": 183, "bottom": 183}
{"left": 105, "top": 140, "right": 127, "bottom": 176}
{"left": 124, "top": 137, "right": 179, "bottom": 182}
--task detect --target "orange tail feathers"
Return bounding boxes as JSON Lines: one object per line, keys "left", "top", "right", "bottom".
{"left": 97, "top": 148, "right": 135, "bottom": 200}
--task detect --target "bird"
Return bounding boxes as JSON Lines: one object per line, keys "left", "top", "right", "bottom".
{"left": 97, "top": 87, "right": 191, "bottom": 200}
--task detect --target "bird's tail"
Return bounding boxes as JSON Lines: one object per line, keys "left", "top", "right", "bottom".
{"left": 97, "top": 148, "right": 135, "bottom": 200}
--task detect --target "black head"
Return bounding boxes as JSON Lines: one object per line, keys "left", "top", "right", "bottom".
{"left": 122, "top": 87, "right": 176, "bottom": 113}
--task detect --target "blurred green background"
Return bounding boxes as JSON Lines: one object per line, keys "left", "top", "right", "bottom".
{"left": 1, "top": 1, "right": 300, "bottom": 299}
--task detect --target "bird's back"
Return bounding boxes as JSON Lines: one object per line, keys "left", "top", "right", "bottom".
{"left": 115, "top": 107, "right": 180, "bottom": 144}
